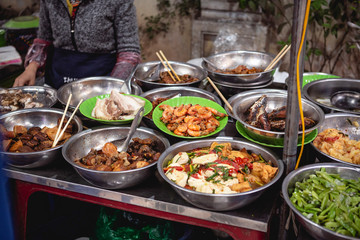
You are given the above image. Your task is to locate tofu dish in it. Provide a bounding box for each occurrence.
[164,142,278,194]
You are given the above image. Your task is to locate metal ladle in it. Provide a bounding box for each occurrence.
[330,91,360,110]
[113,106,145,152]
[119,64,139,94]
[143,63,164,82]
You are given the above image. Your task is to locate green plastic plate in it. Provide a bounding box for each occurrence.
[235,121,318,148]
[302,72,340,87]
[3,16,39,29]
[79,94,152,125]
[152,96,228,139]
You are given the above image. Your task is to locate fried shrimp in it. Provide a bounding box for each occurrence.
[206,107,227,118]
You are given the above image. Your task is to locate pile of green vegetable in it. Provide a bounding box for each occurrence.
[289,168,360,238]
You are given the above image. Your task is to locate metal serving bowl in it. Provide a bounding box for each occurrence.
[232,93,324,145]
[0,85,57,110]
[202,50,278,86]
[134,61,207,91]
[57,76,143,111]
[212,78,274,99]
[303,78,360,115]
[62,126,170,189]
[311,113,360,168]
[226,89,287,119]
[140,86,222,129]
[282,163,360,240]
[157,137,284,211]
[0,108,83,168]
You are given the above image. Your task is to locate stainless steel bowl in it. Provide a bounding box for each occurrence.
[157,137,284,211]
[0,85,57,110]
[202,50,278,86]
[213,77,274,99]
[0,108,83,168]
[62,126,170,189]
[57,76,143,110]
[140,86,222,129]
[282,163,360,240]
[311,113,360,168]
[134,61,207,91]
[226,89,287,119]
[232,93,324,145]
[303,78,360,115]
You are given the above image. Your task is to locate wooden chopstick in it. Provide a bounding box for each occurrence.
[265,44,291,71]
[52,93,72,148]
[206,77,233,113]
[159,50,181,82]
[52,98,83,147]
[155,52,177,83]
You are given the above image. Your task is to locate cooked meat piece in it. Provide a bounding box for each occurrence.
[38,140,52,149]
[2,139,11,151]
[13,125,28,136]
[303,117,317,129]
[268,106,287,120]
[102,142,118,158]
[137,138,153,145]
[19,134,33,141]
[2,130,15,139]
[17,145,35,153]
[28,127,42,136]
[270,119,286,131]
[25,139,39,148]
[57,118,74,133]
[258,113,271,131]
[138,144,151,153]
[95,164,112,171]
[153,152,161,161]
[9,140,23,152]
[33,132,49,142]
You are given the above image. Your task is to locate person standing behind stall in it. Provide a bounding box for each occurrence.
[13,0,141,89]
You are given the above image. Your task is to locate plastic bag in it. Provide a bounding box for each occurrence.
[95,207,174,240]
[212,27,241,54]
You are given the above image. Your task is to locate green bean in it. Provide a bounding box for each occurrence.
[289,168,360,238]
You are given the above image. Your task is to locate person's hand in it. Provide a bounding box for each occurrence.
[13,62,39,87]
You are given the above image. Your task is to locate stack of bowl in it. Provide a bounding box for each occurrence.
[134,61,207,92]
[202,51,279,97]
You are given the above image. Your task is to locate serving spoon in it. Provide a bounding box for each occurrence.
[143,63,164,82]
[202,57,222,72]
[330,91,360,110]
[113,106,145,152]
[119,64,139,94]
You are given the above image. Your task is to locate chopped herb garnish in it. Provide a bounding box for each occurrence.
[244,165,250,174]
[347,118,353,125]
[213,145,224,153]
[206,172,219,181]
[258,154,266,163]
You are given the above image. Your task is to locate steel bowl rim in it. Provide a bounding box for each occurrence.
[135,61,207,86]
[62,126,171,174]
[310,112,360,168]
[157,136,284,197]
[57,76,142,107]
[282,162,360,240]
[140,86,222,106]
[303,78,360,115]
[203,50,277,75]
[233,93,325,136]
[213,78,274,89]
[0,107,83,155]
[3,85,58,108]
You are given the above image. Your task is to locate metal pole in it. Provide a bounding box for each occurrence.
[283,0,307,174]
[279,1,309,239]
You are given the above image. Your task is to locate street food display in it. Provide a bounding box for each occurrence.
[159,103,227,137]
[215,65,263,75]
[245,95,317,131]
[1,118,76,152]
[158,72,198,84]
[313,128,360,164]
[91,90,145,120]
[164,142,278,194]
[74,138,162,171]
[0,89,44,113]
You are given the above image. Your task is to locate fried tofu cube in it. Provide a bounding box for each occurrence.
[9,140,23,152]
[13,125,27,136]
[230,181,252,193]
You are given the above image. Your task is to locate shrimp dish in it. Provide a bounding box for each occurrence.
[158,103,227,137]
[164,142,278,194]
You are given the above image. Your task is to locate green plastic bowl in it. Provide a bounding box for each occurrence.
[2,16,39,30]
[79,94,152,125]
[152,96,228,139]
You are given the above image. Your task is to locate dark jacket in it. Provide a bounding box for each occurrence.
[38,0,140,54]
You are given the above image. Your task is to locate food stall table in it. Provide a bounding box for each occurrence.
[3,121,281,240]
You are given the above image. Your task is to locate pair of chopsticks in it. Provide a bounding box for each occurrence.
[264,44,291,71]
[51,94,83,148]
[155,50,181,82]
